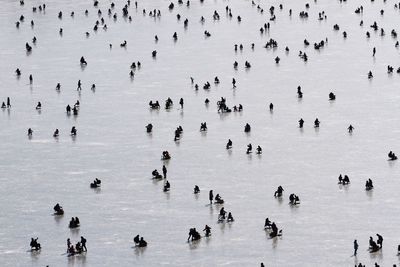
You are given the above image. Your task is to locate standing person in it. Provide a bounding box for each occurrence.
[209,190,213,204]
[67,238,71,252]
[179,98,184,109]
[80,236,87,251]
[77,80,82,90]
[7,97,11,108]
[354,239,358,256]
[162,165,167,178]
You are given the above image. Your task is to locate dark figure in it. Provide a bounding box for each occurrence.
[314,118,320,128]
[348,125,354,133]
[90,178,101,188]
[138,237,147,247]
[80,236,87,251]
[209,190,213,204]
[354,239,358,256]
[80,57,87,65]
[69,217,80,228]
[264,218,272,229]
[77,80,82,90]
[218,207,226,221]
[7,97,11,108]
[152,169,162,179]
[1,102,5,109]
[256,146,262,154]
[226,139,232,149]
[163,180,170,192]
[53,203,64,215]
[214,194,224,204]
[71,126,77,136]
[366,179,373,190]
[274,186,284,197]
[297,86,303,98]
[376,234,383,248]
[162,165,167,178]
[388,151,398,160]
[179,98,184,109]
[200,122,207,131]
[28,128,33,136]
[269,222,280,238]
[246,143,252,154]
[329,92,336,100]
[369,236,379,252]
[36,102,41,110]
[227,212,234,222]
[194,185,200,194]
[133,235,140,245]
[269,103,273,111]
[299,118,304,128]
[66,105,71,114]
[244,123,251,133]
[289,194,300,205]
[343,175,350,184]
[30,238,41,250]
[203,225,211,236]
[146,123,153,133]
[162,151,171,160]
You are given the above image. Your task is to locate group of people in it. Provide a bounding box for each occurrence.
[218,207,234,222]
[264,218,282,238]
[67,236,87,256]
[90,178,101,188]
[69,217,80,229]
[338,174,350,185]
[133,235,147,247]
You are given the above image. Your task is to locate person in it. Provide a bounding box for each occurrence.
[354,239,358,256]
[226,139,232,149]
[194,185,200,194]
[299,118,304,128]
[146,123,153,133]
[1,102,5,109]
[80,56,87,65]
[80,236,87,251]
[218,207,226,221]
[376,234,383,248]
[244,123,251,132]
[297,86,303,98]
[162,165,167,178]
[246,143,252,154]
[203,225,211,237]
[66,105,71,114]
[71,126,77,136]
[77,80,82,90]
[67,238,71,252]
[209,190,213,204]
[269,103,273,111]
[256,145,262,154]
[214,194,224,204]
[329,92,336,100]
[133,235,140,245]
[138,237,147,247]
[28,128,33,136]
[179,98,184,109]
[163,180,170,192]
[7,97,11,108]
[314,118,320,128]
[274,186,284,197]
[53,203,64,215]
[53,129,59,137]
[264,218,272,229]
[397,244,400,255]
[348,124,354,133]
[227,212,234,222]
[200,122,207,131]
[30,237,41,250]
[152,169,162,179]
[343,175,350,184]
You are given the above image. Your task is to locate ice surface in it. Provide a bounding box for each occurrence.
[0,0,400,266]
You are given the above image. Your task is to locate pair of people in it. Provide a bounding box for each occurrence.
[69,217,80,228]
[133,235,147,247]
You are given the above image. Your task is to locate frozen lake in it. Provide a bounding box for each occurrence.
[1,0,400,266]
